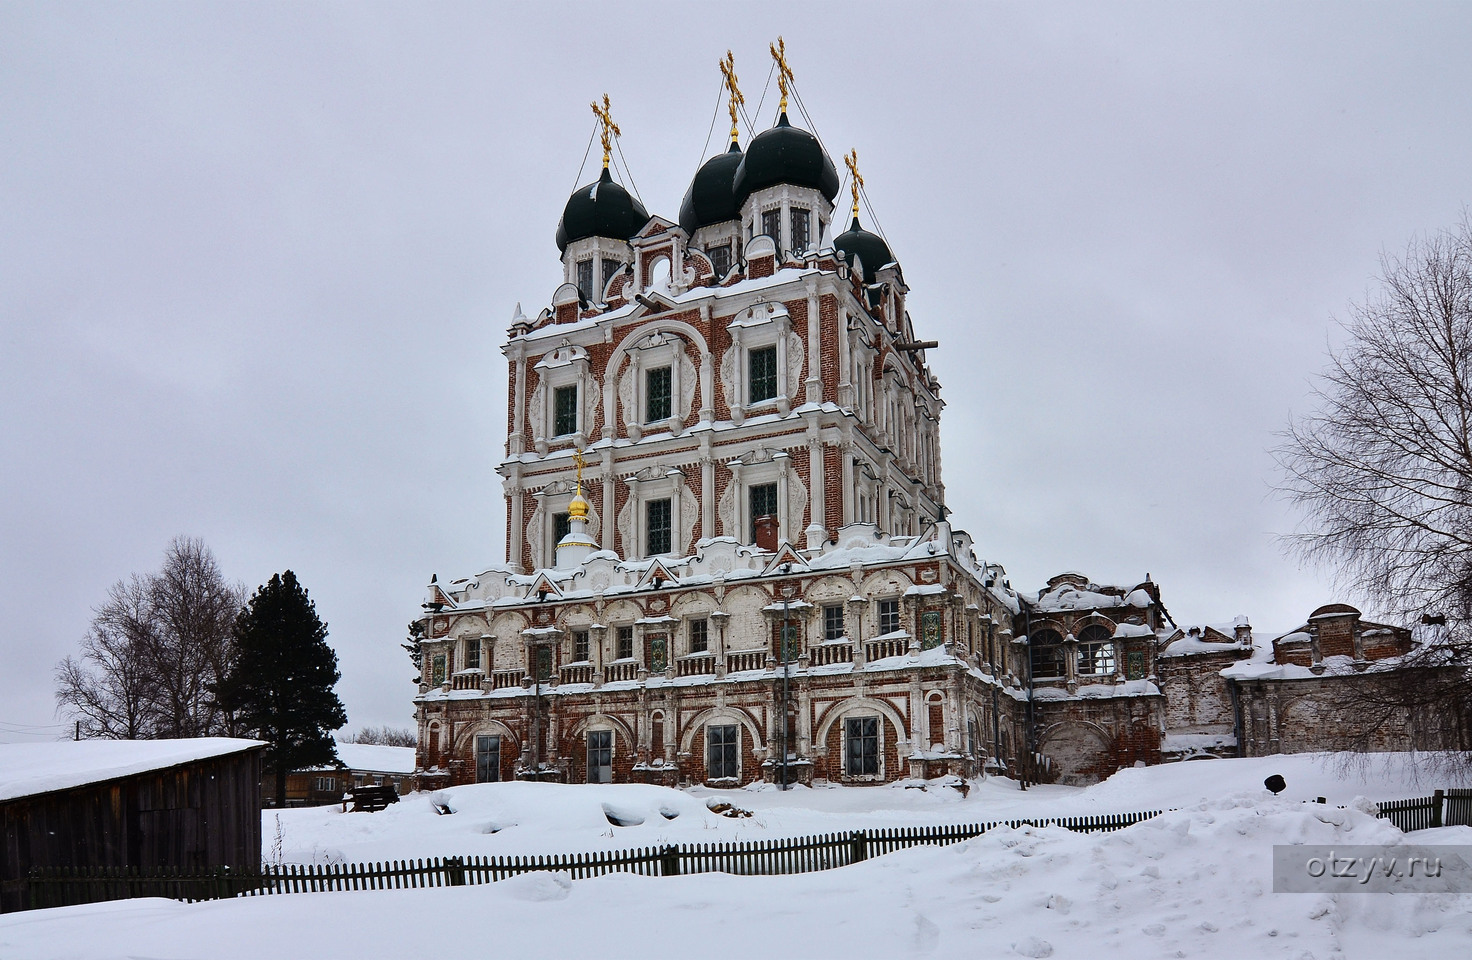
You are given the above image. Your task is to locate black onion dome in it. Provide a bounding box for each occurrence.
[679,141,743,235]
[732,113,841,209]
[834,216,893,282]
[555,167,650,253]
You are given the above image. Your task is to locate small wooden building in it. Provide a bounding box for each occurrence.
[262,742,415,807]
[0,738,263,912]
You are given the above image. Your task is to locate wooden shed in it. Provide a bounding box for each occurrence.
[0,738,263,912]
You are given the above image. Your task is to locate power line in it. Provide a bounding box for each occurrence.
[571,125,596,191]
[696,78,723,168]
[613,136,643,206]
[752,59,776,125]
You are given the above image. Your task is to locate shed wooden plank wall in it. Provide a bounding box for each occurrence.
[1,748,262,912]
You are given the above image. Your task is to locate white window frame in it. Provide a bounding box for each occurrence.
[533,345,592,451]
[706,722,740,781]
[726,303,794,420]
[624,469,686,560]
[725,452,792,545]
[687,616,710,654]
[841,715,883,781]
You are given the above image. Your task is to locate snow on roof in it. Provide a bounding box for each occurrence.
[319,743,416,775]
[0,737,263,803]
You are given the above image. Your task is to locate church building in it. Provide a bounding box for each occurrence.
[409,45,1458,789]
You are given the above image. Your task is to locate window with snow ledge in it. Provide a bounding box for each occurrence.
[707,723,739,780]
[1029,629,1066,680]
[844,716,880,778]
[572,629,590,663]
[616,625,634,661]
[723,301,797,421]
[1077,625,1116,676]
[687,617,708,654]
[878,598,901,636]
[645,365,672,423]
[708,243,731,279]
[823,604,845,642]
[646,497,672,556]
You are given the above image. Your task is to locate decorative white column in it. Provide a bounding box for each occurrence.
[600,448,616,554]
[804,278,821,405]
[774,451,791,542]
[805,434,826,550]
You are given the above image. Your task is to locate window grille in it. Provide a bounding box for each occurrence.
[576,259,593,299]
[878,599,901,636]
[748,346,777,403]
[616,625,634,660]
[708,243,732,278]
[646,498,672,555]
[573,629,590,663]
[552,512,570,545]
[601,258,622,295]
[823,604,845,642]
[748,482,778,541]
[760,208,781,246]
[707,724,738,780]
[688,618,709,653]
[646,366,672,422]
[553,385,578,436]
[1029,629,1066,679]
[465,638,480,670]
[1077,625,1116,676]
[790,207,810,253]
[845,716,879,776]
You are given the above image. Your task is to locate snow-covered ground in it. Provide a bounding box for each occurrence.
[265,751,1472,864]
[4,753,1472,959]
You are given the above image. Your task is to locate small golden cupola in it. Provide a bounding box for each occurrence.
[555,448,600,569]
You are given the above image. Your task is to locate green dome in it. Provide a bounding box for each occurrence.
[834,216,893,282]
[679,142,743,235]
[732,113,840,209]
[556,168,650,253]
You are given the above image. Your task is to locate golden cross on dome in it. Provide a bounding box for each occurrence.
[720,50,744,144]
[770,36,793,116]
[572,447,587,493]
[845,149,863,217]
[591,94,620,170]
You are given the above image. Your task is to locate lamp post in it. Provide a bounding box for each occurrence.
[779,562,793,791]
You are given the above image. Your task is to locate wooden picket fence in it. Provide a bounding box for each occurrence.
[1374,788,1472,831]
[24,810,1161,910]
[21,793,1464,911]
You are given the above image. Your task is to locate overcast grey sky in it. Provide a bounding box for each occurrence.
[4,2,1470,742]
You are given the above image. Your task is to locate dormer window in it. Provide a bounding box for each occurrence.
[553,385,578,436]
[748,346,778,403]
[576,259,593,299]
[760,208,781,247]
[708,243,732,279]
[646,366,672,422]
[790,207,810,253]
[600,258,622,295]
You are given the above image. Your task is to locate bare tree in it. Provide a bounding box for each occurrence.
[145,537,245,737]
[55,576,159,739]
[56,538,244,739]
[340,725,417,747]
[1277,216,1472,759]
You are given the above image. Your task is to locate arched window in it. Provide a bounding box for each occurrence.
[1078,624,1116,677]
[1029,629,1065,679]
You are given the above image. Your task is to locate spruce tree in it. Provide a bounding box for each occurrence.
[221,570,347,807]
